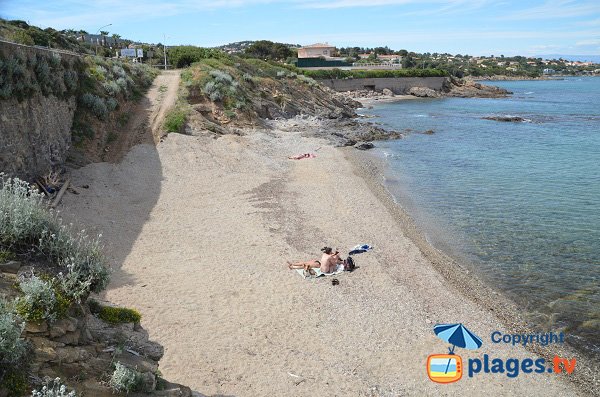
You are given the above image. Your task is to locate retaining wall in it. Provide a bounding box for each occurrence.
[0,40,80,179]
[317,76,448,94]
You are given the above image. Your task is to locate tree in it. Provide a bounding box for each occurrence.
[100,31,109,36]
[245,40,292,61]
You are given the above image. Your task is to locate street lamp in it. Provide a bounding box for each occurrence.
[163,34,170,70]
[95,23,112,56]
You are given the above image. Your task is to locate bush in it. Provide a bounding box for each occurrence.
[80,93,108,120]
[163,107,188,133]
[0,297,27,366]
[32,377,77,397]
[0,175,110,302]
[14,275,71,323]
[110,362,141,393]
[0,369,27,396]
[168,46,223,68]
[88,300,141,324]
[102,80,120,97]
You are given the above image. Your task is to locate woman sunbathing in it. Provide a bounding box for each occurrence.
[287,247,342,274]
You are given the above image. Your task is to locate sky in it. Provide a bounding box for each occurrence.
[1,0,599,57]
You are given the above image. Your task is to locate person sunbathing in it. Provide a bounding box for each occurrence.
[287,247,342,274]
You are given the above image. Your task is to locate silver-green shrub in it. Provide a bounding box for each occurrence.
[15,275,58,322]
[106,97,118,111]
[102,80,120,97]
[209,70,233,84]
[109,362,141,393]
[0,174,48,249]
[80,93,108,119]
[31,377,77,397]
[0,175,110,302]
[0,296,27,366]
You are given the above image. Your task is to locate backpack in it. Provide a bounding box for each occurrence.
[343,256,355,272]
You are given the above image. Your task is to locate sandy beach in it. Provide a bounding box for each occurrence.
[60,119,591,396]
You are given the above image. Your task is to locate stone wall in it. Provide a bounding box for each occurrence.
[317,76,448,94]
[0,41,81,180]
[0,95,76,179]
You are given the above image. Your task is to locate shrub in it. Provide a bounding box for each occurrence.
[106,97,118,111]
[15,275,62,323]
[32,377,77,397]
[0,174,48,250]
[0,297,27,365]
[297,74,318,87]
[110,362,141,393]
[164,107,188,133]
[209,70,233,84]
[0,370,27,396]
[80,93,108,120]
[0,175,110,301]
[102,80,120,97]
[88,300,141,324]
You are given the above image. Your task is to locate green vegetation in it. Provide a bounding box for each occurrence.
[301,68,448,79]
[0,174,110,301]
[88,299,141,324]
[14,275,71,323]
[0,19,93,54]
[244,40,295,61]
[110,362,142,393]
[0,297,28,395]
[164,107,188,133]
[0,51,82,101]
[167,46,223,68]
[0,369,28,396]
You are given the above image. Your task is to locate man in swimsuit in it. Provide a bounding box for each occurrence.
[287,247,342,274]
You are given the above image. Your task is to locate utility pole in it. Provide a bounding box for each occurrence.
[164,34,168,70]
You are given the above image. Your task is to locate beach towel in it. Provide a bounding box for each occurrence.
[295,264,344,279]
[348,244,373,255]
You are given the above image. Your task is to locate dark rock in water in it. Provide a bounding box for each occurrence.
[354,141,375,150]
[423,129,435,134]
[482,116,526,122]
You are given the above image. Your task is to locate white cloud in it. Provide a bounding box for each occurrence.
[501,0,600,21]
[575,38,600,46]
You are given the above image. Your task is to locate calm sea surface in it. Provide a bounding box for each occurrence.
[362,77,600,356]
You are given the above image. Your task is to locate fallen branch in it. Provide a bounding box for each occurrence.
[51,178,70,208]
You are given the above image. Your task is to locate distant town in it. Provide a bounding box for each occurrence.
[1,18,599,78]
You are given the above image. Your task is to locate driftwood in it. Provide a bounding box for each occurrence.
[35,179,50,197]
[51,178,70,208]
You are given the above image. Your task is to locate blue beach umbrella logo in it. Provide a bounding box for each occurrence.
[434,323,483,353]
[427,323,483,383]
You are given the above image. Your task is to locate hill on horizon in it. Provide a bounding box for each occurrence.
[536,54,600,63]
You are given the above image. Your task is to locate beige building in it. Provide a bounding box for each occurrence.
[297,43,336,58]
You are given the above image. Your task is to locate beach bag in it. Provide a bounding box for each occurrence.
[343,256,355,272]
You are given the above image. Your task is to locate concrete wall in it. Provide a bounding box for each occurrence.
[0,40,80,179]
[317,76,448,94]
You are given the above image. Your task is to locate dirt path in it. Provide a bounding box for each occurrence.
[103,70,180,162]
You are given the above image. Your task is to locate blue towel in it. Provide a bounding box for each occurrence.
[348,244,373,256]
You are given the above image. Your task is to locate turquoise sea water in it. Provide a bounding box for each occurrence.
[362,78,600,357]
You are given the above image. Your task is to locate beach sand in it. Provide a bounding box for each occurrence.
[61,122,588,396]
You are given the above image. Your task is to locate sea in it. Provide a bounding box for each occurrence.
[361,77,600,358]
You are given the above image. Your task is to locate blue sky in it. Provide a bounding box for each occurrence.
[1,0,599,56]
